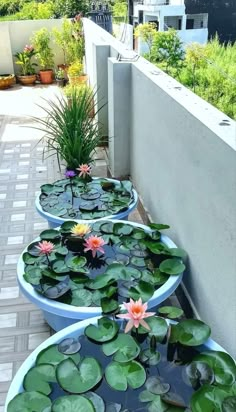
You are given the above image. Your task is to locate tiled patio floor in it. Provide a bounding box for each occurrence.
[0,84,181,410]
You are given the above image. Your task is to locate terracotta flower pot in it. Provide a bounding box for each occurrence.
[0,74,15,89]
[17,74,37,86]
[39,69,53,84]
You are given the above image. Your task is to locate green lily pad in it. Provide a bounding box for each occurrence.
[36,344,81,366]
[66,256,87,272]
[52,395,95,412]
[56,357,102,393]
[131,228,147,240]
[88,274,116,290]
[152,269,169,285]
[84,392,105,412]
[222,396,236,412]
[139,348,161,366]
[168,248,187,259]
[24,267,42,285]
[138,316,168,341]
[185,361,214,387]
[159,258,185,275]
[100,222,114,234]
[52,259,69,274]
[144,241,170,255]
[158,306,184,319]
[85,317,119,342]
[102,333,140,362]
[149,223,170,230]
[130,256,147,267]
[191,385,233,412]
[170,319,211,346]
[42,269,68,281]
[113,223,133,236]
[101,297,119,314]
[41,183,55,194]
[92,286,117,306]
[129,280,155,302]
[146,376,170,395]
[54,246,68,256]
[23,252,41,265]
[23,364,56,395]
[7,391,51,412]
[60,221,79,233]
[193,351,236,386]
[71,289,93,306]
[40,229,60,240]
[105,360,146,391]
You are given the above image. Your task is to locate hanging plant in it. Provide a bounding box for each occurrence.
[7,310,236,412]
[22,220,187,310]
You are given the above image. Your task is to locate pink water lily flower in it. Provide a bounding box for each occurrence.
[36,240,54,255]
[84,235,106,258]
[77,164,91,178]
[116,298,155,333]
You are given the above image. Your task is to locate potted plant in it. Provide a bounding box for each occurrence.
[67,60,88,85]
[5,311,236,412]
[55,69,65,87]
[14,45,38,86]
[35,175,138,228]
[17,220,186,330]
[0,74,15,89]
[32,87,103,172]
[31,28,54,84]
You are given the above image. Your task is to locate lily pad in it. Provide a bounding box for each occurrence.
[129,280,155,302]
[146,376,170,395]
[85,317,119,342]
[101,297,119,314]
[139,348,161,366]
[7,391,51,412]
[138,316,168,341]
[105,360,146,391]
[113,223,133,236]
[222,396,236,412]
[88,274,116,290]
[56,357,102,393]
[36,344,81,366]
[66,256,87,271]
[102,333,140,362]
[40,229,60,240]
[170,319,211,346]
[52,395,95,412]
[71,289,93,306]
[58,338,81,355]
[24,267,42,285]
[23,364,56,395]
[191,385,233,412]
[193,351,236,386]
[84,392,105,412]
[60,221,78,234]
[159,258,185,275]
[158,306,184,319]
[184,361,214,387]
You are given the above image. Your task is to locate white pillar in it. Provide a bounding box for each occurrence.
[181,15,187,30]
[159,12,164,32]
[108,58,131,177]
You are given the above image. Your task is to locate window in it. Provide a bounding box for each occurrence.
[186,19,194,30]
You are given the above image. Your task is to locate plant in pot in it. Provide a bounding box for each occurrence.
[0,74,15,89]
[6,308,236,412]
[55,69,65,87]
[14,45,38,85]
[67,60,87,85]
[31,28,54,84]
[53,19,74,70]
[17,219,186,330]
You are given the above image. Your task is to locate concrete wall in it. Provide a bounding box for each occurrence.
[83,18,236,357]
[0,19,64,75]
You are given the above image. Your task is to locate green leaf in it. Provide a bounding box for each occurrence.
[41,183,55,194]
[52,395,95,412]
[113,223,133,236]
[149,223,170,230]
[170,319,211,346]
[85,317,119,342]
[56,357,102,393]
[144,241,170,255]
[159,258,185,275]
[168,248,187,259]
[185,361,214,387]
[129,280,155,302]
[7,391,51,412]
[23,267,42,285]
[146,376,170,395]
[42,268,68,281]
[152,269,169,285]
[105,360,146,391]
[193,351,236,386]
[23,364,56,395]
[60,221,78,233]
[100,221,114,234]
[191,385,233,412]
[55,246,68,255]
[102,334,140,362]
[52,259,69,274]
[158,306,184,319]
[23,252,40,265]
[40,229,60,240]
[131,228,147,240]
[130,256,147,267]
[84,392,105,412]
[36,344,81,366]
[66,256,87,271]
[222,397,236,412]
[88,274,116,290]
[101,297,119,314]
[105,264,140,281]
[139,348,161,366]
[71,289,93,306]
[137,316,168,341]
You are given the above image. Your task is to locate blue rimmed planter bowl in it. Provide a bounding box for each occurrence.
[5,315,227,412]
[35,177,139,228]
[17,220,184,331]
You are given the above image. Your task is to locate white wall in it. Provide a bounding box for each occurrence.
[0,19,64,75]
[178,28,208,45]
[83,18,236,357]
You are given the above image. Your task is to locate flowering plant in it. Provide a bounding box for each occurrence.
[22,220,186,311]
[14,45,38,76]
[7,308,236,412]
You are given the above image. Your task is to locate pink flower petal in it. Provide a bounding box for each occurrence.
[116,313,131,320]
[124,320,134,333]
[139,319,151,331]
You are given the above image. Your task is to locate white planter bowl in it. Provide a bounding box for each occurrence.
[36,177,139,228]
[17,220,184,331]
[5,316,227,412]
